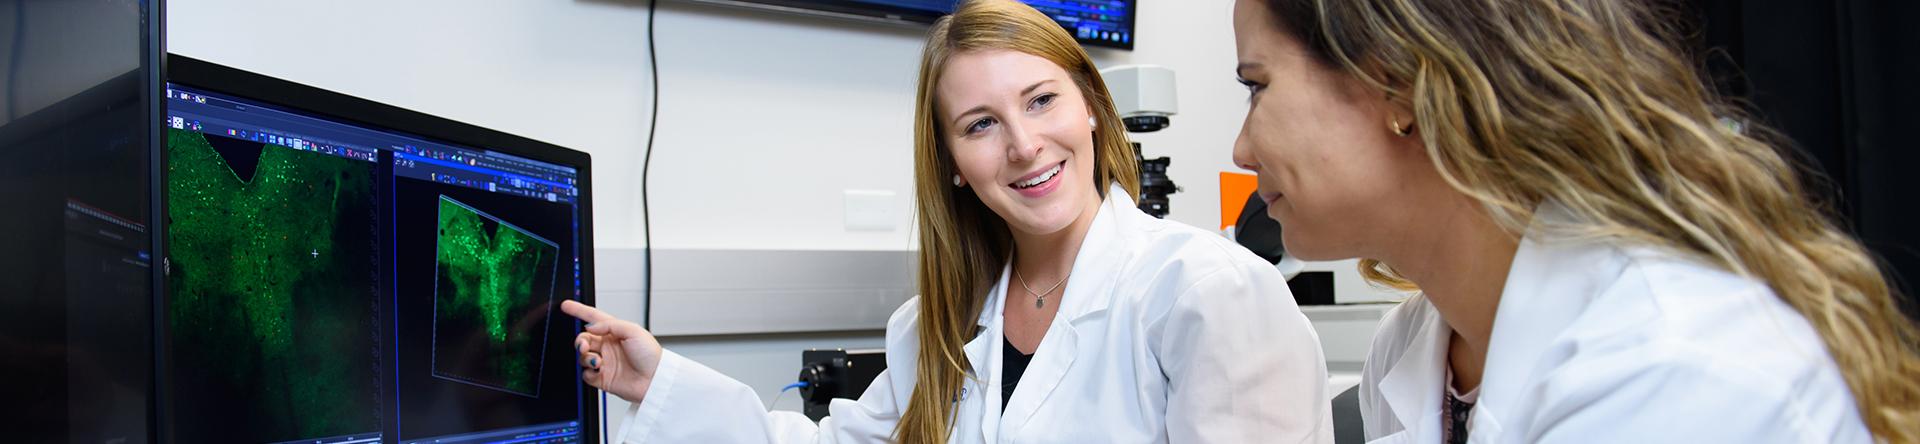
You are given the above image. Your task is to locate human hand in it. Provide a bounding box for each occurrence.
[560,300,662,403]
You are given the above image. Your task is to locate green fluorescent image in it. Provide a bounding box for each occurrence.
[165,128,380,441]
[432,196,559,397]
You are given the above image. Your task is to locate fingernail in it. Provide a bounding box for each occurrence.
[590,357,599,368]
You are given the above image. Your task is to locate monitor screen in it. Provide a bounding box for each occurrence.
[161,55,597,444]
[0,0,161,441]
[689,0,1138,50]
[1025,0,1135,49]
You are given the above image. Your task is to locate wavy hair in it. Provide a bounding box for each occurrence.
[1261,0,1920,440]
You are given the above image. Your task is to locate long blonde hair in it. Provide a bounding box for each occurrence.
[1262,0,1919,439]
[900,1,1139,442]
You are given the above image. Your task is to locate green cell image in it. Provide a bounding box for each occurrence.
[165,128,381,441]
[432,196,559,397]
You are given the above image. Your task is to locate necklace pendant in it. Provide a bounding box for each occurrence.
[1035,296,1045,309]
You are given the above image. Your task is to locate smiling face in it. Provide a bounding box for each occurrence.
[1229,0,1456,261]
[937,49,1103,237]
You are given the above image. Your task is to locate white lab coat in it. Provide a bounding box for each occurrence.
[616,184,1333,443]
[1358,204,1872,443]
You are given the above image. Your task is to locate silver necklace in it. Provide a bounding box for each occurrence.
[1013,265,1069,309]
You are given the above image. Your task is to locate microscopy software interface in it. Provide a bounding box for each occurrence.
[861,0,1135,44]
[163,84,587,444]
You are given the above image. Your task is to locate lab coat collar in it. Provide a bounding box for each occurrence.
[970,182,1130,328]
[1050,183,1129,323]
[972,183,1134,439]
[1473,202,1631,436]
[1374,295,1450,442]
[965,280,1002,444]
[962,255,1008,417]
[1371,202,1631,442]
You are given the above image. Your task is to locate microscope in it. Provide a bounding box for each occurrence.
[1101,65,1180,218]
[1104,66,1324,302]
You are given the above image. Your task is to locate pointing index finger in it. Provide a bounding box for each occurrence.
[561,300,611,324]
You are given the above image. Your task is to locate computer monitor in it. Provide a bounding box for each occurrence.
[0,0,162,440]
[160,54,598,444]
[683,0,1139,50]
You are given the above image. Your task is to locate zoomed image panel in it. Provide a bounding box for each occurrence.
[432,195,561,397]
[165,128,381,442]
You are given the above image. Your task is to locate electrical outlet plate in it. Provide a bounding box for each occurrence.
[843,189,898,232]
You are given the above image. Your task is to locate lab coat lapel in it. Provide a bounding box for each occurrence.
[968,264,1009,444]
[1473,203,1629,438]
[1373,299,1450,443]
[999,185,1128,437]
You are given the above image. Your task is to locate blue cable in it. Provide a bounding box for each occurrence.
[768,381,810,410]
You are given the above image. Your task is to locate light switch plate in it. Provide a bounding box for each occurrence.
[844,189,899,232]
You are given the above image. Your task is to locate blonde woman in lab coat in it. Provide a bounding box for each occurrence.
[557,1,1334,442]
[1227,0,1920,442]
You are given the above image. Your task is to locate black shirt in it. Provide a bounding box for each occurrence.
[1001,335,1035,413]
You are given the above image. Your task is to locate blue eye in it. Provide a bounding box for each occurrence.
[965,117,996,135]
[1029,92,1057,111]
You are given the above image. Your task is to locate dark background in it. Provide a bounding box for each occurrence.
[390,171,584,441]
[0,0,159,441]
[0,71,155,443]
[1682,0,1920,318]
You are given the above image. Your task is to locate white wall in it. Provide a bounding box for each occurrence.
[170,0,1387,438]
[170,0,662,248]
[640,0,1259,252]
[644,2,923,251]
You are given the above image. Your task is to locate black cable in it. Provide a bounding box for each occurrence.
[641,0,659,325]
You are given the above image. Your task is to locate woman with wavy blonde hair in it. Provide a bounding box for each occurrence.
[1228,0,1919,441]
[561,1,1333,442]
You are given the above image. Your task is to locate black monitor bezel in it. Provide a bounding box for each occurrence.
[158,53,600,444]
